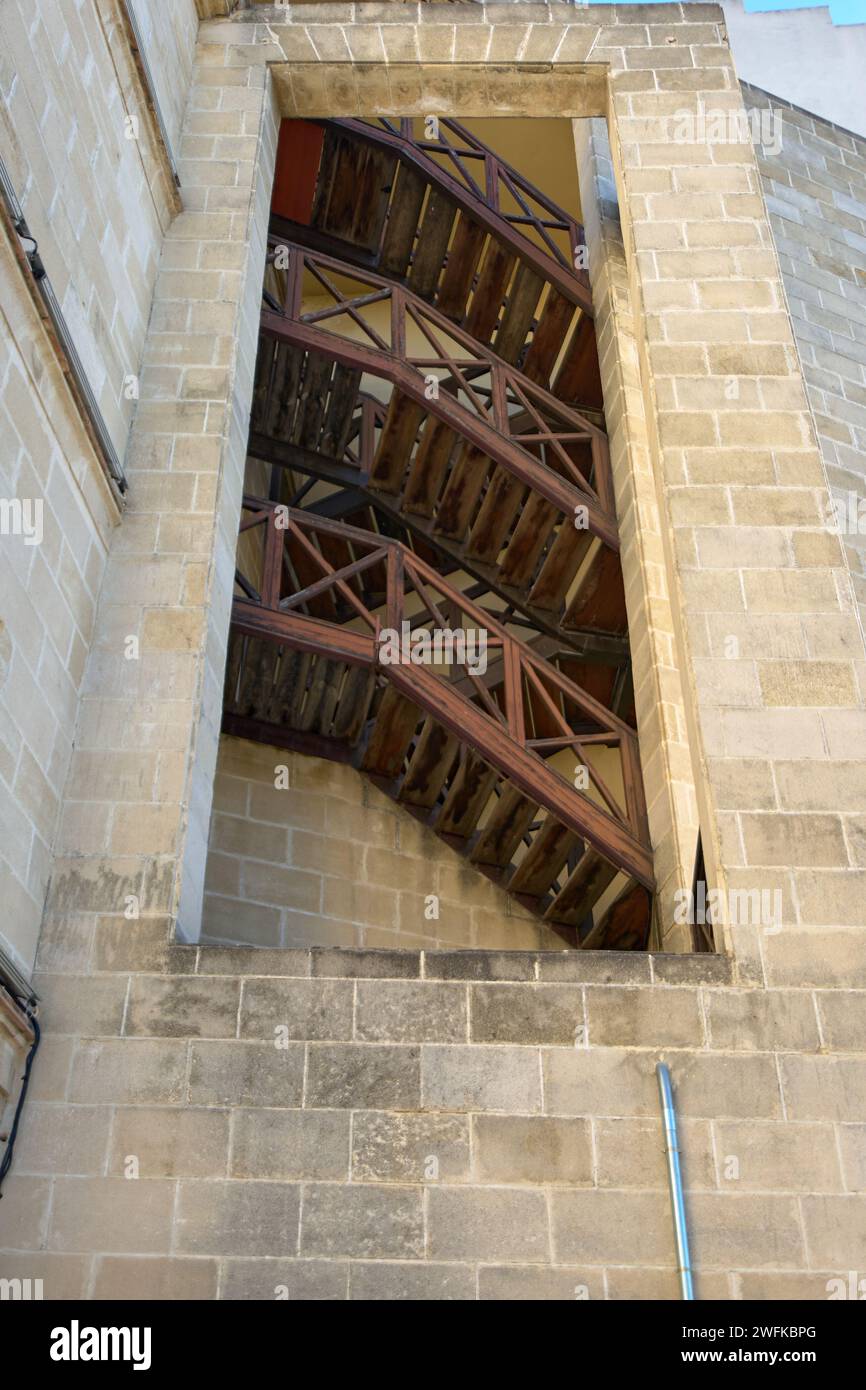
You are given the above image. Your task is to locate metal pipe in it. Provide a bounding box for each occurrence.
[656,1061,695,1300]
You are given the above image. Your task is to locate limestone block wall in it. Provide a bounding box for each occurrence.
[2,936,864,1300]
[0,0,197,977]
[0,234,119,977]
[132,0,200,163]
[0,0,187,462]
[4,3,866,1300]
[202,736,566,951]
[745,86,866,631]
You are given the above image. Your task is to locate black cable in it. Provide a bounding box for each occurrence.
[0,1003,40,1196]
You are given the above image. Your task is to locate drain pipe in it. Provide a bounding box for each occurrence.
[656,1061,695,1300]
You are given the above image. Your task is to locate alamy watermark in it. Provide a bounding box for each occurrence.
[378,620,488,676]
[0,1276,43,1299]
[669,100,783,157]
[0,497,43,546]
[823,490,866,536]
[674,883,782,931]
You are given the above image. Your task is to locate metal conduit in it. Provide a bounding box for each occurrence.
[656,1061,695,1300]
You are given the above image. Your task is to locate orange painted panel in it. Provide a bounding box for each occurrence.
[271,120,324,224]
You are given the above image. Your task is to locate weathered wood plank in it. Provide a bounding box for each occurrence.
[465,466,525,564]
[321,364,362,458]
[522,288,576,388]
[370,392,425,493]
[265,343,303,441]
[352,146,398,252]
[508,817,577,896]
[333,665,377,744]
[528,521,593,612]
[252,336,277,433]
[380,161,427,277]
[402,418,457,516]
[436,752,497,838]
[433,443,489,541]
[399,718,459,809]
[585,880,649,950]
[498,490,558,588]
[553,311,604,410]
[409,186,456,300]
[264,646,308,725]
[294,354,334,450]
[470,784,537,868]
[465,241,515,344]
[310,128,341,230]
[493,262,544,365]
[563,543,628,635]
[544,848,618,926]
[361,685,422,778]
[436,213,487,321]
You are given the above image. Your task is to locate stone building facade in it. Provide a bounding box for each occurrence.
[0,1,865,1300]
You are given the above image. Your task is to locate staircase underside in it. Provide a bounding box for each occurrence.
[223,116,657,951]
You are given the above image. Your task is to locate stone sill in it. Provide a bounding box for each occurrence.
[190,944,733,985]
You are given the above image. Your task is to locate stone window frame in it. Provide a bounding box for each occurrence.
[240,57,702,955]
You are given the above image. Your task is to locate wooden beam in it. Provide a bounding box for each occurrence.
[314,119,594,316]
[260,312,618,550]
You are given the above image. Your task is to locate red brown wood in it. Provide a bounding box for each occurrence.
[316,118,593,314]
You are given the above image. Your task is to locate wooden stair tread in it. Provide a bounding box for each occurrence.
[465,241,515,344]
[522,288,576,389]
[408,187,456,300]
[436,753,497,838]
[436,213,487,322]
[508,817,576,897]
[370,393,425,493]
[470,785,537,868]
[399,718,459,809]
[361,685,422,778]
[381,161,427,277]
[434,444,490,541]
[494,262,544,365]
[528,522,593,612]
[553,312,604,411]
[465,467,526,565]
[499,491,558,588]
[402,418,457,517]
[544,849,618,927]
[563,544,628,635]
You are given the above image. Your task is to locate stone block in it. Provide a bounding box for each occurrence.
[188,1041,304,1107]
[351,1111,470,1183]
[300,1184,424,1260]
[176,1180,300,1257]
[470,984,583,1046]
[305,1044,420,1110]
[473,1115,593,1185]
[421,1044,541,1114]
[427,1187,549,1262]
[239,977,353,1040]
[230,1108,350,1180]
[355,981,467,1043]
[109,1107,230,1179]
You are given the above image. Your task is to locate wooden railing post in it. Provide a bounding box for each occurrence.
[504,640,524,746]
[262,506,283,609]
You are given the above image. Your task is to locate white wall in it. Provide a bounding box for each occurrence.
[721,1,866,135]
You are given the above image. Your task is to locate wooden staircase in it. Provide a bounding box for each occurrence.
[226,505,653,950]
[252,243,625,652]
[225,116,655,949]
[270,117,604,414]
